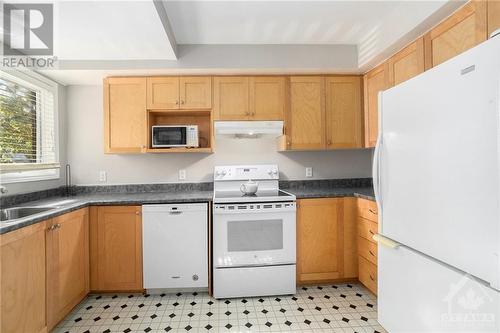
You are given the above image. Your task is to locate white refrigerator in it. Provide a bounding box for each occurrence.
[374,36,500,332]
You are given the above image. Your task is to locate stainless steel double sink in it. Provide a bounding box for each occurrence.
[0,206,57,223]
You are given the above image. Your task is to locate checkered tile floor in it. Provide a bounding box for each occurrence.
[54,283,387,332]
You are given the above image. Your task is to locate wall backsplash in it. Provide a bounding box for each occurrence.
[67,85,373,185]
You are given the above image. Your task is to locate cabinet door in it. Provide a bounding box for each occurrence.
[325,76,363,149]
[104,77,146,153]
[287,77,325,150]
[249,76,286,120]
[147,77,180,109]
[424,1,487,69]
[213,77,250,120]
[179,76,212,109]
[46,208,89,330]
[94,206,143,291]
[488,0,500,37]
[1,222,47,333]
[363,64,387,148]
[387,38,425,87]
[297,198,343,283]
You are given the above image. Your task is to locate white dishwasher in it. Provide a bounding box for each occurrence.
[143,203,208,290]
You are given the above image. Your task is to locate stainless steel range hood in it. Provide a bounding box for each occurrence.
[214,121,283,138]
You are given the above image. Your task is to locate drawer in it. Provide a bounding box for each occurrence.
[358,236,378,265]
[357,199,378,222]
[359,256,377,295]
[358,217,378,243]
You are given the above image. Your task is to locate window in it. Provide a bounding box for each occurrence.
[0,71,59,183]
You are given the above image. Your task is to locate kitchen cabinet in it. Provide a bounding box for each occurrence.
[424,1,487,69]
[213,76,250,120]
[296,198,357,284]
[147,76,212,110]
[90,206,143,291]
[214,76,286,120]
[363,64,388,148]
[249,76,286,120]
[104,77,147,153]
[1,222,47,333]
[286,77,325,150]
[387,38,425,87]
[489,0,500,37]
[46,208,89,331]
[357,198,378,295]
[325,76,363,149]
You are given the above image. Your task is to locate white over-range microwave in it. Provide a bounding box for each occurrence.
[152,125,199,148]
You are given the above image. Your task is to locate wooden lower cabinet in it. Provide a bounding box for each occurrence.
[90,206,143,291]
[46,208,90,330]
[357,199,378,295]
[1,222,48,333]
[296,198,357,284]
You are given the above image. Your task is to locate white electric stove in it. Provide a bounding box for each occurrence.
[212,164,296,299]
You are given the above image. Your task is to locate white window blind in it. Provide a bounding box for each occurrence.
[0,71,59,181]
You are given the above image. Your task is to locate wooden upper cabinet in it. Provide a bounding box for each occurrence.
[325,76,363,149]
[488,0,500,37]
[363,64,388,148]
[46,209,89,331]
[387,38,425,87]
[424,1,487,69]
[213,76,250,120]
[104,77,146,153]
[147,77,179,109]
[287,77,325,150]
[92,206,143,291]
[249,76,286,120]
[179,77,212,109]
[1,222,47,333]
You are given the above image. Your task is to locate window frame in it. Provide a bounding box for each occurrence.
[0,70,60,184]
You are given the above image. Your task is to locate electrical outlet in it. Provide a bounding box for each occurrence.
[99,170,107,182]
[305,167,313,178]
[179,169,186,180]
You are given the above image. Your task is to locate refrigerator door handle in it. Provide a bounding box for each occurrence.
[372,92,383,214]
[373,234,400,249]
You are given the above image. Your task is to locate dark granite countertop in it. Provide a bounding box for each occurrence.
[0,190,213,235]
[0,179,374,235]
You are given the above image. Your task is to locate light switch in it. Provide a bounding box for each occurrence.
[305,167,313,178]
[179,169,186,180]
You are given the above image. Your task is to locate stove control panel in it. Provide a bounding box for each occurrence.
[214,165,279,180]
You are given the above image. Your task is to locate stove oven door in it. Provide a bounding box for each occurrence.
[213,202,296,268]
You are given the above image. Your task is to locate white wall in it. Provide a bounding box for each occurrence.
[6,85,68,195]
[67,85,372,185]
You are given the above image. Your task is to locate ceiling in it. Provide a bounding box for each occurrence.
[28,0,465,85]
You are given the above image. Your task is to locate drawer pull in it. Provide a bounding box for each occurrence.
[368,208,377,215]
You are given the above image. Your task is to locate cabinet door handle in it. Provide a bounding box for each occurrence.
[135,211,141,215]
[327,140,332,146]
[175,100,179,105]
[181,100,185,105]
[369,230,375,235]
[56,223,61,229]
[369,274,375,281]
[369,208,377,215]
[48,225,56,231]
[369,250,375,257]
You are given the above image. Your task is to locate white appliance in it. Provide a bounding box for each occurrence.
[212,164,296,298]
[214,121,283,137]
[374,36,500,332]
[152,125,199,148]
[142,203,208,290]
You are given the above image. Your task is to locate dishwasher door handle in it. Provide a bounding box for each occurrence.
[169,211,183,215]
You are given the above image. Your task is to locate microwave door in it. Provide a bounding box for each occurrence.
[153,127,187,147]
